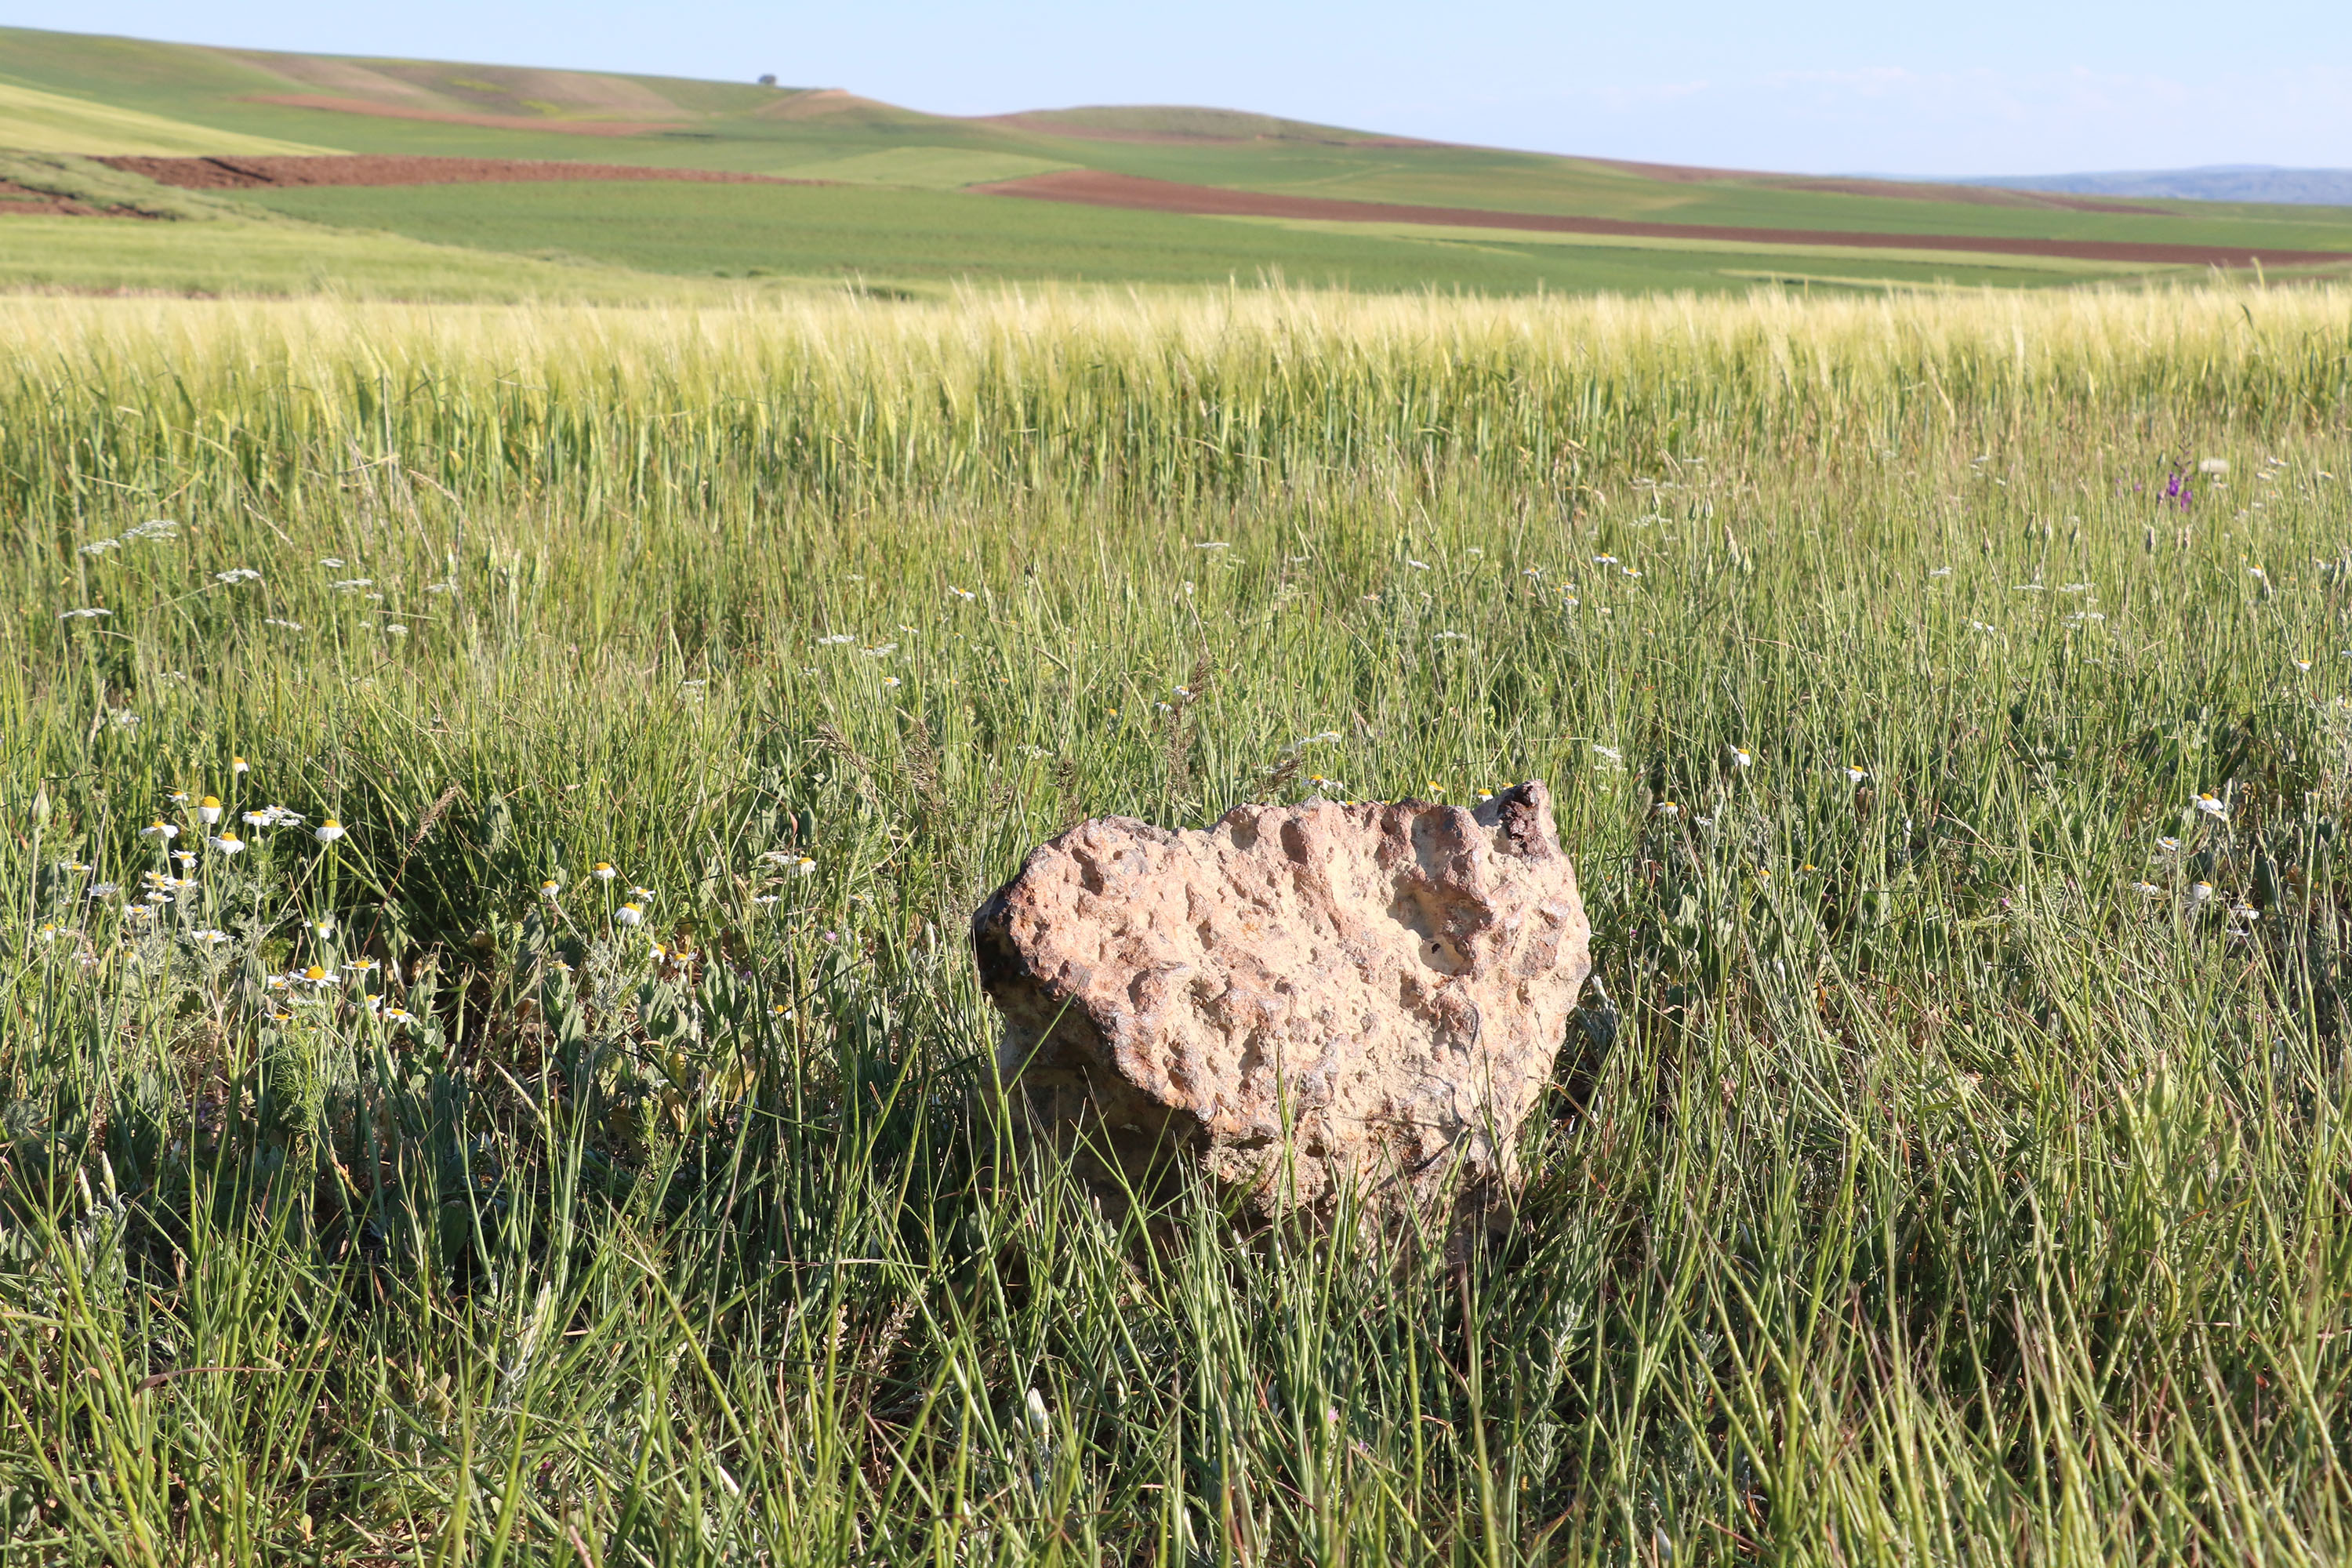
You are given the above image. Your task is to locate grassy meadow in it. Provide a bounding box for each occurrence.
[6,282,2352,1563]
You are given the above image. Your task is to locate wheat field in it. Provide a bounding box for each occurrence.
[5,282,2352,1563]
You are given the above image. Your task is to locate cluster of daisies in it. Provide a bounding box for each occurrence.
[110,764,347,869]
[29,766,412,1025]
[260,945,416,1026]
[34,753,837,1027]
[44,763,351,929]
[540,862,660,928]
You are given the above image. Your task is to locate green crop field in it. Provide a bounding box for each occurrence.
[4,24,2351,303]
[230,180,1585,292]
[234,180,2131,296]
[5,282,2352,1562]
[0,212,771,303]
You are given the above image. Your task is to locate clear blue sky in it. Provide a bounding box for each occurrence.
[9,2,2349,176]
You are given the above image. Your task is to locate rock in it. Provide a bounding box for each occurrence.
[971,782,1592,1221]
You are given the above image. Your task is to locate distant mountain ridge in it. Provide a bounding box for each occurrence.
[1963,166,2352,207]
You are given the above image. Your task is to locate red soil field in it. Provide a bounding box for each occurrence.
[99,155,815,191]
[975,169,2352,270]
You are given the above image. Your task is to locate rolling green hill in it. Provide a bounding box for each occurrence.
[1,22,2347,300]
[0,79,328,155]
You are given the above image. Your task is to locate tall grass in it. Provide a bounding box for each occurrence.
[2,283,2346,517]
[2,282,2351,1563]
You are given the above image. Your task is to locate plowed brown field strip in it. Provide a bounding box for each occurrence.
[975,169,2352,269]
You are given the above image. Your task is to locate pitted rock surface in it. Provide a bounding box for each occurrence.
[972,782,1592,1219]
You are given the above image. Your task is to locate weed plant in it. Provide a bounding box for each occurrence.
[2,284,2351,1562]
